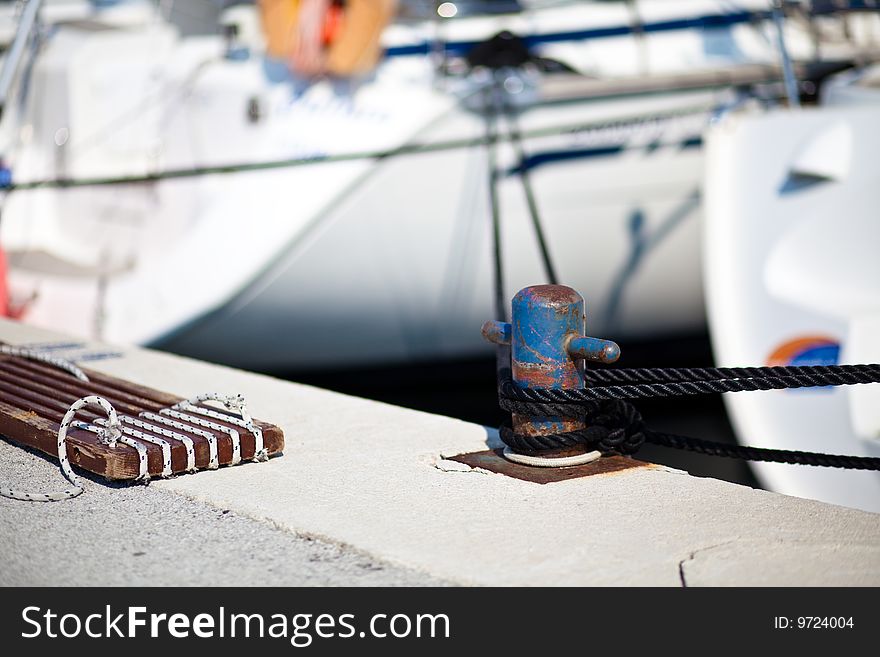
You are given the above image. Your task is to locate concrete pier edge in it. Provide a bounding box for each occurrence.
[1,319,877,586]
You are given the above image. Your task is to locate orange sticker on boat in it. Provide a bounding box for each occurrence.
[767,336,840,367]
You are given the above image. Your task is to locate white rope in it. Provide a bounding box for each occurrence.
[160,409,242,466]
[73,421,150,482]
[0,396,119,501]
[120,415,197,472]
[176,393,254,425]
[94,418,172,477]
[139,411,220,469]
[502,446,602,468]
[0,345,89,381]
[173,393,266,461]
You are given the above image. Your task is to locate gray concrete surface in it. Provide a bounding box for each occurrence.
[0,440,444,586]
[1,319,879,586]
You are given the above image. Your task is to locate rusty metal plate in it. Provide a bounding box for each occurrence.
[447,449,653,484]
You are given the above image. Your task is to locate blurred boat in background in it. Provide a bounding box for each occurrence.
[704,60,880,511]
[0,0,877,370]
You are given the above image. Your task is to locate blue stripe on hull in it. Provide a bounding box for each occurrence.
[507,137,703,175]
[386,2,878,59]
[385,9,769,58]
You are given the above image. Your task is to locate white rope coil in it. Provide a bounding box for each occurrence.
[0,345,89,381]
[502,446,602,468]
[0,395,118,501]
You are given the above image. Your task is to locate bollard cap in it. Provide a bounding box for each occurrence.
[513,285,583,310]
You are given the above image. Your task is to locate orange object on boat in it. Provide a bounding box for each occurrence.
[322,1,345,46]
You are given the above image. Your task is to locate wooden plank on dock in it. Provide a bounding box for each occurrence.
[0,351,284,480]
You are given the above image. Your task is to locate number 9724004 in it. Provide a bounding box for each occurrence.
[798,617,854,629]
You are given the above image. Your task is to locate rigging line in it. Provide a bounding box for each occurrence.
[482,82,514,381]
[0,102,717,192]
[484,84,506,325]
[771,0,801,108]
[601,190,700,333]
[496,81,560,286]
[436,128,488,320]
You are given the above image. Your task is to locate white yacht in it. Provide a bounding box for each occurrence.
[0,0,877,369]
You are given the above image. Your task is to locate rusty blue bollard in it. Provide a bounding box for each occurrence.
[482,284,620,458]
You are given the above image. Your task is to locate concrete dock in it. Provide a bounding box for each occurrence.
[1,319,878,586]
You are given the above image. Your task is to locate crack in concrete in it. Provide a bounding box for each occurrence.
[677,540,738,587]
[433,459,491,475]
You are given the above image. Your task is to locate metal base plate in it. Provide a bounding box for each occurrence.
[447,449,653,484]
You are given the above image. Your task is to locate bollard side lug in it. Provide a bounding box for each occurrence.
[567,336,621,364]
[481,320,511,345]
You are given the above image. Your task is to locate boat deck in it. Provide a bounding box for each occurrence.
[1,319,877,586]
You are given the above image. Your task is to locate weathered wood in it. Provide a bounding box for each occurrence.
[0,352,284,480]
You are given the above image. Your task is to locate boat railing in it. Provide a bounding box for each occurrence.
[0,0,42,120]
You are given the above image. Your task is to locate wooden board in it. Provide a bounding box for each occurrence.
[0,351,284,480]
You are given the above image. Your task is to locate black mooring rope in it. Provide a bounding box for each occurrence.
[580,363,880,385]
[500,363,880,403]
[495,365,880,469]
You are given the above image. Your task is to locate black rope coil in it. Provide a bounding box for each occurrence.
[500,399,646,455]
[496,365,880,470]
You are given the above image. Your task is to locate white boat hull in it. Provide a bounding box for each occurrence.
[2,1,876,368]
[703,102,880,513]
